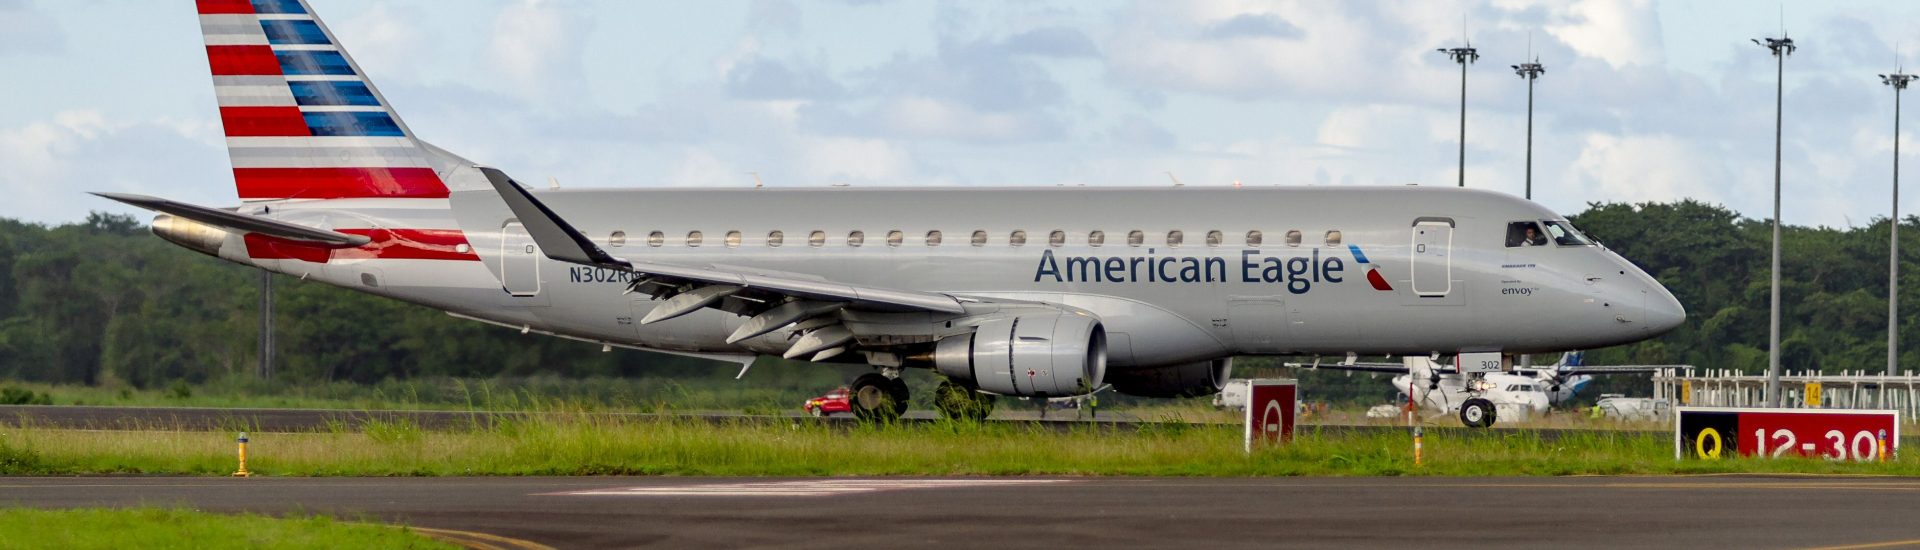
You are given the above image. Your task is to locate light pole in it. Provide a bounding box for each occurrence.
[1883,71,1915,377]
[257,269,274,380]
[1513,59,1545,200]
[1754,35,1795,407]
[1439,44,1479,188]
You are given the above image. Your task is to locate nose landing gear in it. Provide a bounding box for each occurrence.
[1459,397,1497,428]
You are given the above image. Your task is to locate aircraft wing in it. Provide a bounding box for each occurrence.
[483,167,969,359]
[91,192,371,247]
[1559,365,1687,376]
[1281,361,1458,375]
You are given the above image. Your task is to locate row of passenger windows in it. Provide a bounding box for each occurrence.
[605,229,1346,248]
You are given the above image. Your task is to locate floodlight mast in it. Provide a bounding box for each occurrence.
[1882,70,1916,377]
[1754,35,1795,407]
[1513,60,1545,200]
[1439,45,1479,188]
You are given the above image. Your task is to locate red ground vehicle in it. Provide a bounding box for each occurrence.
[803,387,853,417]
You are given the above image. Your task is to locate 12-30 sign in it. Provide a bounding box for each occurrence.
[1676,407,1899,461]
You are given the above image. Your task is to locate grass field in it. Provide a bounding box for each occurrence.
[0,507,455,549]
[1,415,1915,477]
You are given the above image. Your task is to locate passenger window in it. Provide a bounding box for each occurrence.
[1246,230,1263,247]
[1089,231,1105,247]
[887,230,904,247]
[1285,230,1302,247]
[1506,221,1548,247]
[972,230,988,246]
[1324,230,1342,247]
[686,231,703,247]
[847,230,865,247]
[1543,220,1595,246]
[1167,230,1183,247]
[1049,230,1066,247]
[1206,230,1223,247]
[1128,230,1144,247]
[725,230,742,248]
[1010,230,1028,246]
[768,230,784,247]
[809,230,826,247]
[609,231,626,247]
[648,231,665,247]
[926,230,942,246]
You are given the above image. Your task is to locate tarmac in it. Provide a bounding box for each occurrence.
[2,475,1918,549]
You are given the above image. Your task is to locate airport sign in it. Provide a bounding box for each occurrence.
[1244,379,1296,453]
[1676,407,1898,461]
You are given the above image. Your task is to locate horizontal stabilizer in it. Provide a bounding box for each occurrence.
[91,192,370,247]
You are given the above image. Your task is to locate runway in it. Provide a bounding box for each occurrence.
[2,476,1917,549]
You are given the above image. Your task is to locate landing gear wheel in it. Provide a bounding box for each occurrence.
[850,373,906,422]
[1459,398,1497,428]
[933,380,995,422]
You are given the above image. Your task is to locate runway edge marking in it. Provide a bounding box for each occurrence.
[551,479,1072,497]
[410,526,557,550]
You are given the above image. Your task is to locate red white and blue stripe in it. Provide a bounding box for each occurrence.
[197,0,469,264]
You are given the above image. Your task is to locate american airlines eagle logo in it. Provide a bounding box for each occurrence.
[1031,244,1395,294]
[1346,244,1395,291]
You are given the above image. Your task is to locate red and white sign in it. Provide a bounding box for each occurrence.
[1676,407,1900,461]
[1244,379,1297,452]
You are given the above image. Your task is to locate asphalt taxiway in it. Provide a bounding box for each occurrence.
[2,476,1916,549]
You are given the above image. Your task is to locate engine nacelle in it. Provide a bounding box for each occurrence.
[1107,358,1233,398]
[933,313,1106,398]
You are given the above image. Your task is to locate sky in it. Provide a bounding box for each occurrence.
[7,0,1920,228]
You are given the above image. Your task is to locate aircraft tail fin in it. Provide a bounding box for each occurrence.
[194,0,479,202]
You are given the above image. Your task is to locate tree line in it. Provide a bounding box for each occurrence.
[0,201,1910,390]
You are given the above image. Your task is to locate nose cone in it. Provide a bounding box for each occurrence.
[1644,286,1686,336]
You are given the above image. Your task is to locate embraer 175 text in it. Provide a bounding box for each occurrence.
[100,0,1686,421]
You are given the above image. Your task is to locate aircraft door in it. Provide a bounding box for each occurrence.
[500,223,541,296]
[1410,219,1453,297]
[1228,296,1289,353]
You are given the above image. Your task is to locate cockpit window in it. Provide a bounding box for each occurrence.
[1506,221,1548,247]
[1542,220,1595,246]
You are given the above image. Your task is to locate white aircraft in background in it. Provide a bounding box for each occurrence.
[1282,352,1681,427]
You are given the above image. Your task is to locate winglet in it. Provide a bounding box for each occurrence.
[479,167,630,268]
[91,192,370,247]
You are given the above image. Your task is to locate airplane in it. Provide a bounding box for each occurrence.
[97,0,1686,422]
[1285,352,1684,426]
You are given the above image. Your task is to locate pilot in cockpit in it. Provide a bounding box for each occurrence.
[1507,222,1549,247]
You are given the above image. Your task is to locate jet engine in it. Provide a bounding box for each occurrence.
[1107,358,1233,398]
[932,313,1106,398]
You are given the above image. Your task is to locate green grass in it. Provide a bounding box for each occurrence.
[0,507,457,549]
[1,416,1916,477]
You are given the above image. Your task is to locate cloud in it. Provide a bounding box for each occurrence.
[725,56,846,100]
[1203,14,1303,40]
[0,0,61,55]
[1563,133,1728,205]
[486,0,592,105]
[0,110,228,223]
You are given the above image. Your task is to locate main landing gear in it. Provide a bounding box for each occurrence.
[848,373,909,422]
[932,380,995,422]
[846,373,998,422]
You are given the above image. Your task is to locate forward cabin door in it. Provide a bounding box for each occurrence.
[1410,218,1453,297]
[501,222,542,297]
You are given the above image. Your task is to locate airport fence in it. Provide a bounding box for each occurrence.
[1654,368,1920,420]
